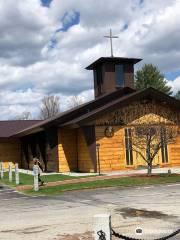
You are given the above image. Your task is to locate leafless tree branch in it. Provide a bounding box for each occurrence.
[131,122,179,175]
[67,96,83,109]
[15,111,32,120]
[39,95,60,120]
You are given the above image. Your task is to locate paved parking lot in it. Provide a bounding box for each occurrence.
[0,183,180,239]
[0,185,30,201]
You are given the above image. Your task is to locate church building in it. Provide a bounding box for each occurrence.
[0,56,180,172]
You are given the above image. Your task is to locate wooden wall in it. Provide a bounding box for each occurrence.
[77,129,94,172]
[96,126,126,171]
[88,100,180,171]
[94,62,134,98]
[124,64,134,88]
[169,136,180,167]
[0,139,21,169]
[58,129,77,172]
[57,126,180,173]
[95,126,180,171]
[58,128,95,173]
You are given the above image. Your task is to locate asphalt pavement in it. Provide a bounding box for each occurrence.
[0,183,180,239]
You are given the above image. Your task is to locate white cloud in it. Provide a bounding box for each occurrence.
[0,0,179,119]
[0,89,43,119]
[167,77,180,94]
[0,0,55,65]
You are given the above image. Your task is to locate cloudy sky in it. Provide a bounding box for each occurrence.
[0,0,179,119]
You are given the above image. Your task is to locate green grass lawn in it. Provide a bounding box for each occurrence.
[1,171,180,196]
[0,172,92,187]
[0,172,33,187]
[24,174,180,196]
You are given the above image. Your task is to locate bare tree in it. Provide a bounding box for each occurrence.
[131,123,179,175]
[15,111,32,120]
[67,96,83,109]
[39,95,60,120]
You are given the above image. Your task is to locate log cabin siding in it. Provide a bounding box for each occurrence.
[58,129,77,172]
[58,128,95,173]
[95,126,127,171]
[95,125,180,171]
[0,139,21,169]
[77,129,94,172]
[169,136,180,167]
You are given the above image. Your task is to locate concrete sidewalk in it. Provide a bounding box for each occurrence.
[17,166,180,177]
[62,167,180,177]
[106,167,180,176]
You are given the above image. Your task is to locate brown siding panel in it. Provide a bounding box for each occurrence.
[82,126,97,172]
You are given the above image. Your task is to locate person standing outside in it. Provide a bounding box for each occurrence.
[33,157,44,186]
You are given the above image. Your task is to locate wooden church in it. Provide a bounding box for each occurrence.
[0,56,180,172]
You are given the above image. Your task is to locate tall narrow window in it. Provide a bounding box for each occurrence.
[125,128,133,165]
[161,130,168,163]
[94,70,97,88]
[115,64,124,87]
[94,68,102,95]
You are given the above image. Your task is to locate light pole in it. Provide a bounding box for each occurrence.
[96,143,101,175]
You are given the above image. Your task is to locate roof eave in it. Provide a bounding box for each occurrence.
[86,57,142,70]
[12,127,44,138]
[63,88,180,127]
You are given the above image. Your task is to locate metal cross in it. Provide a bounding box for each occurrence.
[104,29,118,57]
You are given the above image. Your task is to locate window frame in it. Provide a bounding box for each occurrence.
[124,128,133,166]
[115,64,124,87]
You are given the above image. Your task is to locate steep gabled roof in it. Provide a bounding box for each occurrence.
[11,87,180,137]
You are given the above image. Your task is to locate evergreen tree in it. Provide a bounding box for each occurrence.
[174,90,180,100]
[135,64,172,95]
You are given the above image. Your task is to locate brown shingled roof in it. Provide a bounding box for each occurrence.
[11,87,180,138]
[12,87,135,137]
[0,120,42,138]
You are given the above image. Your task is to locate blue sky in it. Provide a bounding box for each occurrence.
[0,0,179,119]
[60,11,80,32]
[165,70,180,81]
[48,11,80,49]
[41,0,52,7]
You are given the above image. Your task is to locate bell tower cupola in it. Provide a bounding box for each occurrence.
[86,57,142,98]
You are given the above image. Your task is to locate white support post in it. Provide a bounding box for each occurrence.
[0,162,3,179]
[15,163,19,185]
[33,165,39,191]
[94,214,111,240]
[8,162,12,182]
